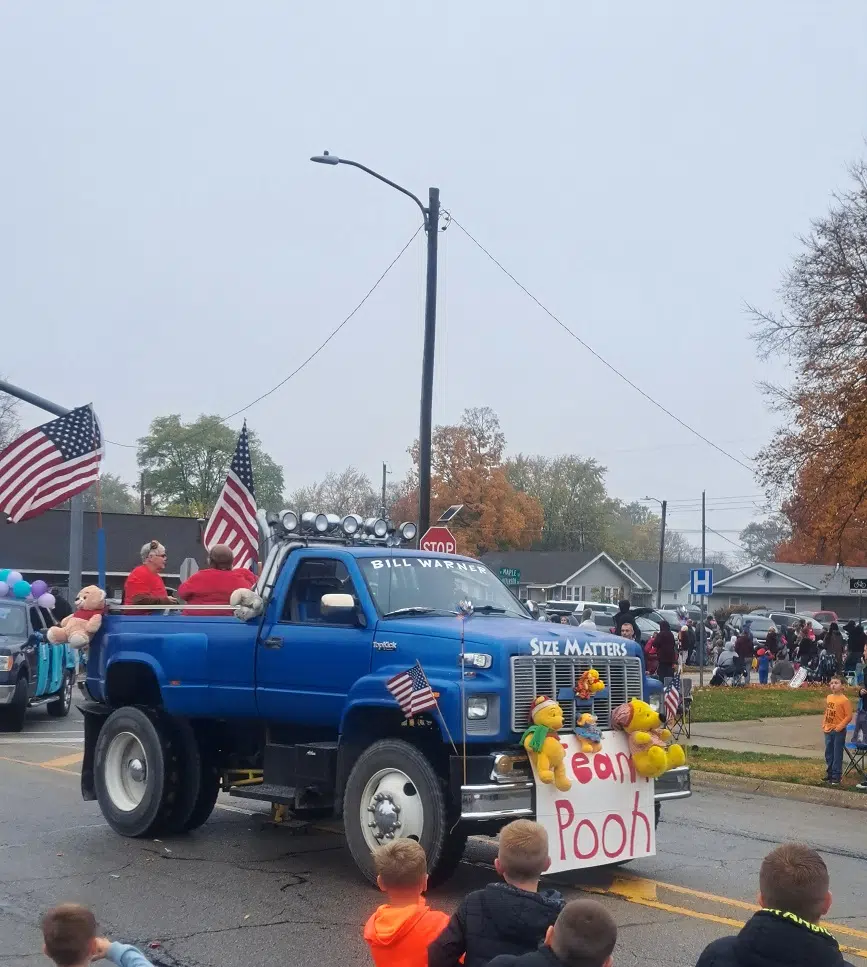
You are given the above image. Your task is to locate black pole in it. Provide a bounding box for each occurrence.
[656,500,667,609]
[417,187,440,537]
[700,490,706,687]
[381,461,388,519]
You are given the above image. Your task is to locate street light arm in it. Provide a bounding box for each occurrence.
[312,155,428,224]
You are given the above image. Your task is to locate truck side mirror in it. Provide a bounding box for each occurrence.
[321,593,365,627]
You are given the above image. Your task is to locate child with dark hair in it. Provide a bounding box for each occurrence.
[41,905,150,967]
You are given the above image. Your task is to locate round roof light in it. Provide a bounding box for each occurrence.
[364,517,388,538]
[399,521,418,542]
[342,514,362,535]
[314,513,329,533]
[280,510,299,532]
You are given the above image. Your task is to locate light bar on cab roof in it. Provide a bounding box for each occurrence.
[267,509,417,546]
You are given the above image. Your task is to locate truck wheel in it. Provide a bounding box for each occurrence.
[0,676,28,732]
[47,671,74,718]
[158,717,204,835]
[180,732,221,832]
[428,830,469,887]
[95,707,197,838]
[343,739,450,886]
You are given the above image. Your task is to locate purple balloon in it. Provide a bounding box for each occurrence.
[6,571,22,587]
[37,592,56,610]
[0,581,8,598]
[31,580,48,598]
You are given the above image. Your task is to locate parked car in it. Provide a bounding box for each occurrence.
[811,610,838,628]
[648,608,684,631]
[0,600,76,731]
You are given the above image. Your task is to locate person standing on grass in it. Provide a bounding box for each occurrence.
[655,619,678,682]
[843,621,865,673]
[735,628,754,684]
[824,623,845,676]
[822,676,853,785]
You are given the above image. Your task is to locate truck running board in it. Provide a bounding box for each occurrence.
[229,782,298,806]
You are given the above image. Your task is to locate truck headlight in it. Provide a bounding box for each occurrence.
[467,696,489,720]
[0,656,11,672]
[459,653,492,669]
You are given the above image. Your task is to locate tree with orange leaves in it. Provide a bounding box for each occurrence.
[390,407,543,557]
[754,160,867,564]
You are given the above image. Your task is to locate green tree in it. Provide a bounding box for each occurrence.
[62,474,138,513]
[137,415,284,517]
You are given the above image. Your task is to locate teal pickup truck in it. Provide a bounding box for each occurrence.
[0,600,76,731]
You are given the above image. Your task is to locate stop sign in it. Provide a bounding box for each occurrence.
[419,525,457,554]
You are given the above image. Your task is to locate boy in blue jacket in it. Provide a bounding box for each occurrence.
[42,905,151,967]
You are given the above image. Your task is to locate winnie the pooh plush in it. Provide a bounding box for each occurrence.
[574,712,603,753]
[521,695,571,791]
[46,585,106,649]
[575,668,605,700]
[610,698,686,779]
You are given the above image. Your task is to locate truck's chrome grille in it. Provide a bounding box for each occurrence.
[511,655,644,732]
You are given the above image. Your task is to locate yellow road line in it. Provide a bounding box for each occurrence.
[41,752,84,769]
[594,876,867,958]
[0,755,79,777]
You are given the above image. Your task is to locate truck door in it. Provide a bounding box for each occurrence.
[255,555,373,725]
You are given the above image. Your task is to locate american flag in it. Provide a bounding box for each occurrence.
[202,422,258,570]
[0,405,103,523]
[664,669,682,723]
[387,662,437,717]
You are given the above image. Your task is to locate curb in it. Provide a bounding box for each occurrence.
[691,769,867,810]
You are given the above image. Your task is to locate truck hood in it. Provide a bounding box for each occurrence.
[374,615,645,660]
[0,635,26,653]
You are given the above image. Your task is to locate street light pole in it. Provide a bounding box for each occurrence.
[310,152,440,536]
[644,496,667,609]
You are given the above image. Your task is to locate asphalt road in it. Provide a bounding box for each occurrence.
[3,710,867,967]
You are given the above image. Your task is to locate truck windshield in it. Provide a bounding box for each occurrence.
[0,605,27,636]
[358,556,528,619]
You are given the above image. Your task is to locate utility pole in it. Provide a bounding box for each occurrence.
[656,500,667,609]
[417,187,440,537]
[699,490,707,687]
[380,462,389,520]
[0,379,84,597]
[140,471,146,515]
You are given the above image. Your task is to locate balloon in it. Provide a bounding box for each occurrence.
[0,581,7,598]
[31,580,48,598]
[12,580,31,599]
[37,592,56,610]
[6,571,23,587]
[0,569,9,583]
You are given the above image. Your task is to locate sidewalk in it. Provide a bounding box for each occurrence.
[687,715,825,758]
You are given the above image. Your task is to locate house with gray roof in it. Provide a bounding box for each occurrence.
[704,562,867,620]
[619,559,732,606]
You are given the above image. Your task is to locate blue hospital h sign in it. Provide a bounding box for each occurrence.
[690,568,713,596]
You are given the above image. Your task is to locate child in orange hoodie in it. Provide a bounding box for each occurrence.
[364,840,449,967]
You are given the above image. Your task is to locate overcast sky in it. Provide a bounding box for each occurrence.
[2,1,866,557]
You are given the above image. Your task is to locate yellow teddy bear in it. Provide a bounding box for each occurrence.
[610,698,686,779]
[521,695,571,791]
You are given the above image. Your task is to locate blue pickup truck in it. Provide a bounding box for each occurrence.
[80,513,690,883]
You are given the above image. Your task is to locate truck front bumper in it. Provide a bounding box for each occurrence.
[455,753,691,821]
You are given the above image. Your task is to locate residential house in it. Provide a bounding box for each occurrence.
[0,509,206,600]
[704,562,867,620]
[480,550,647,605]
[619,560,733,607]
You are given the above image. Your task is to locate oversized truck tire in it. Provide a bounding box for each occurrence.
[94,707,201,838]
[343,738,464,886]
[0,676,28,732]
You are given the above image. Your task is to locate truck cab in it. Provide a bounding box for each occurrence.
[80,512,690,883]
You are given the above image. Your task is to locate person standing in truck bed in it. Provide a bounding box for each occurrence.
[177,544,256,615]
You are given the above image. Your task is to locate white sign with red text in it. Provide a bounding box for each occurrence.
[533,731,656,873]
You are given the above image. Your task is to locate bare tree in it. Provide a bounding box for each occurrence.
[0,382,21,450]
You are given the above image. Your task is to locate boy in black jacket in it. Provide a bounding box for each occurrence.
[485,899,617,967]
[696,843,854,967]
[428,820,564,967]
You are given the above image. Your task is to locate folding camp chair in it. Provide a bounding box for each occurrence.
[843,725,867,786]
[663,677,692,740]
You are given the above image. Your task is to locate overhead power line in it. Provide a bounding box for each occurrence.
[105,227,422,450]
[451,218,755,475]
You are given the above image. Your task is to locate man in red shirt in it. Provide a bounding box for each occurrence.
[177,545,256,616]
[124,540,176,608]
